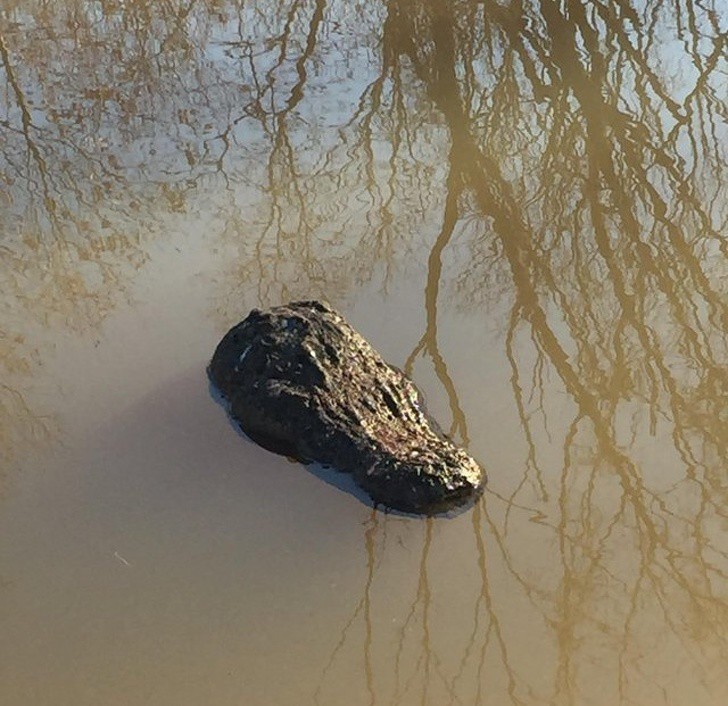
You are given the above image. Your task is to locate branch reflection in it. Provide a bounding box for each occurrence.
[1,0,726,703]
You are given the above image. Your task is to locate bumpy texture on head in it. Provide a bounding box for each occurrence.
[209,300,485,514]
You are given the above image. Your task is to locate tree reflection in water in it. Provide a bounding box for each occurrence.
[1,0,726,703]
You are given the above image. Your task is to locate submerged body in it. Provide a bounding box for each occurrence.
[208,301,485,514]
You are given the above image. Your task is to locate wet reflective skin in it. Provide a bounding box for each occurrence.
[1,1,726,705]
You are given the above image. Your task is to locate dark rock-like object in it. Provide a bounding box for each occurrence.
[208,301,485,514]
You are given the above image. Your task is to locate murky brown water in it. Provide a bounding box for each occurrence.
[1,1,727,704]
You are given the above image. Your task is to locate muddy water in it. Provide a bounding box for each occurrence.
[1,1,727,704]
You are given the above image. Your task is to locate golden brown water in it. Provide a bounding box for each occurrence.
[1,1,727,704]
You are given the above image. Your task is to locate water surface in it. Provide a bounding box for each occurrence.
[1,1,727,704]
